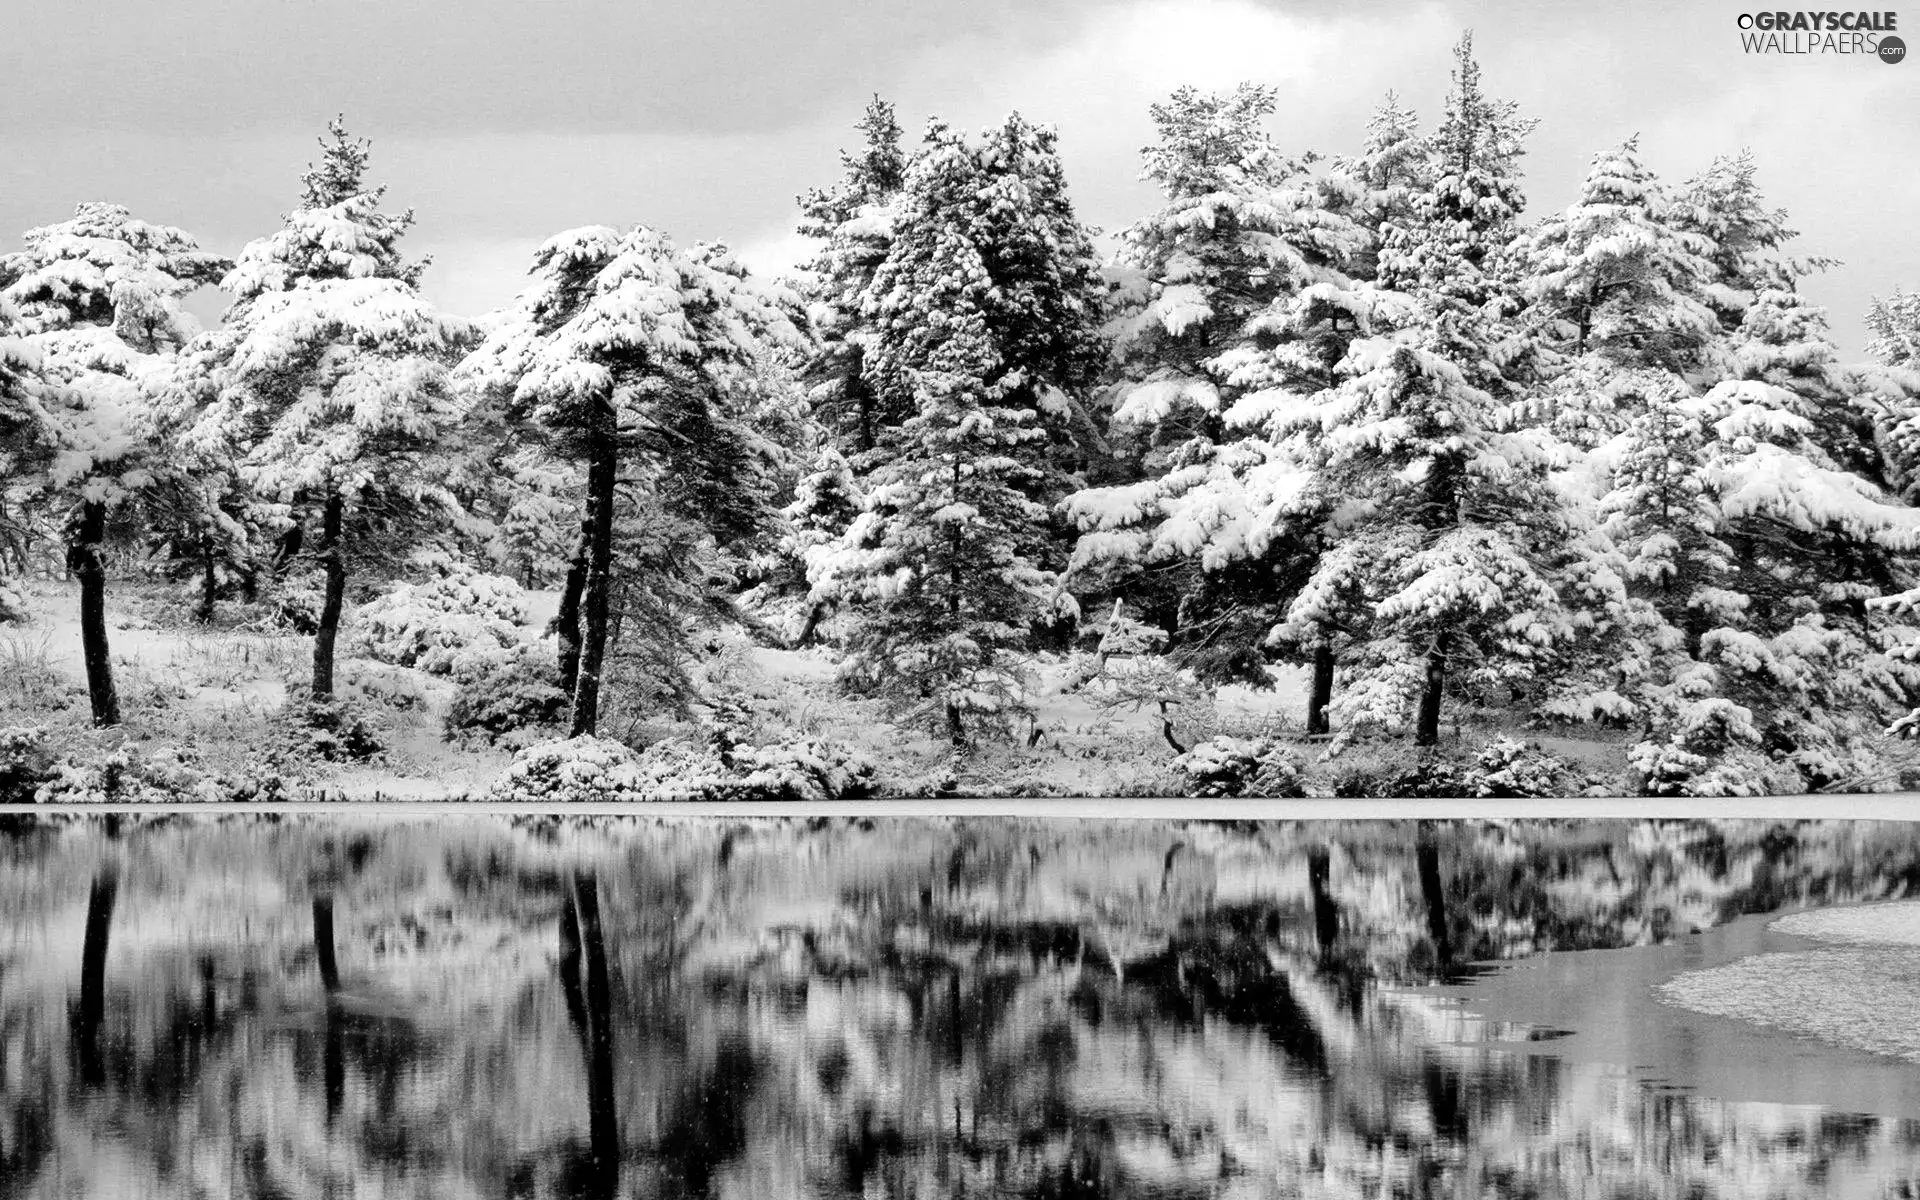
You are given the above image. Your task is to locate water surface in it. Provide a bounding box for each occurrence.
[6,816,1920,1199]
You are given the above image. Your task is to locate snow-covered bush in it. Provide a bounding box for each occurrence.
[445,644,568,746]
[342,659,431,711]
[1461,737,1588,798]
[489,736,656,803]
[727,737,878,801]
[33,744,226,804]
[260,570,327,634]
[267,697,385,764]
[0,579,25,625]
[0,725,49,802]
[1173,736,1308,798]
[490,731,879,802]
[353,564,527,675]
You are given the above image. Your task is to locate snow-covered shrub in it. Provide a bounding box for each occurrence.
[260,570,327,634]
[490,731,879,802]
[33,744,226,804]
[353,565,528,676]
[728,737,877,801]
[0,579,25,625]
[1173,736,1308,798]
[342,659,431,711]
[1459,737,1585,798]
[445,644,568,746]
[268,697,385,763]
[0,726,49,802]
[489,736,656,803]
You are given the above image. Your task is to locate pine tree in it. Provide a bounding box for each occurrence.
[458,226,804,736]
[1866,289,1920,370]
[799,96,910,461]
[816,115,1105,748]
[1065,84,1368,701]
[1514,137,1719,390]
[181,122,471,702]
[1338,91,1428,284]
[0,202,228,723]
[1247,33,1573,747]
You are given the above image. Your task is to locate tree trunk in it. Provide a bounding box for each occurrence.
[196,536,219,624]
[312,896,341,992]
[945,699,967,753]
[71,500,121,728]
[310,491,347,701]
[1414,628,1452,748]
[794,601,827,649]
[553,512,592,696]
[569,405,619,739]
[1306,644,1335,736]
[1157,700,1186,754]
[572,873,619,1195]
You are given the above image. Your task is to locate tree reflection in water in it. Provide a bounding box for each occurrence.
[3,817,1920,1198]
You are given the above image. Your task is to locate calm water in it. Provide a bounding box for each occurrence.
[6,816,1920,1199]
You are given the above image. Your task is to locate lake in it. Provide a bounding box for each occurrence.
[5,816,1920,1199]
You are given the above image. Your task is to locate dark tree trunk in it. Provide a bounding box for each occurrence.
[572,873,619,1195]
[240,565,259,604]
[273,524,303,573]
[196,536,219,624]
[945,700,967,752]
[71,500,121,728]
[1307,847,1339,956]
[1414,628,1452,748]
[1306,644,1335,736]
[795,601,827,649]
[553,513,592,696]
[78,869,119,1035]
[569,405,618,739]
[1416,827,1452,967]
[1157,700,1186,755]
[312,896,341,992]
[310,491,347,701]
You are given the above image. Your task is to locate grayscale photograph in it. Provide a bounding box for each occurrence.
[9,814,1920,1198]
[0,3,1915,800]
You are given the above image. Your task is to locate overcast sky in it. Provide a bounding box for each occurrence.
[3,0,1914,353]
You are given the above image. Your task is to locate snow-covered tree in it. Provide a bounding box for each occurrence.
[1065,84,1369,699]
[1673,149,1832,333]
[1514,138,1718,391]
[459,227,804,736]
[1866,289,1920,370]
[1235,35,1574,747]
[0,202,228,723]
[181,122,472,701]
[798,96,910,462]
[1337,91,1428,284]
[814,115,1105,747]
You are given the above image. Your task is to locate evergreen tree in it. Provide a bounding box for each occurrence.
[1065,84,1368,699]
[1248,33,1573,747]
[181,123,472,701]
[815,115,1105,747]
[1514,138,1719,387]
[1866,289,1920,370]
[458,226,804,736]
[798,96,910,461]
[0,202,228,723]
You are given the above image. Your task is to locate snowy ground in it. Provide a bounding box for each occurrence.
[0,578,1323,799]
[1,575,1634,798]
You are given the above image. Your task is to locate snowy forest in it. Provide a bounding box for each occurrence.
[7,35,1920,800]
